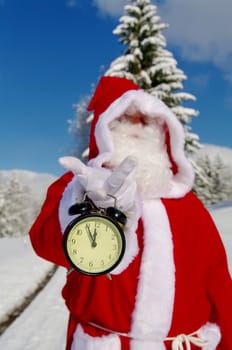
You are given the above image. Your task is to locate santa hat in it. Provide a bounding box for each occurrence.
[87,76,194,198]
[87,76,140,160]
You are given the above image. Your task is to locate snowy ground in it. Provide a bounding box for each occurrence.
[0,238,54,325]
[0,268,68,349]
[0,204,231,349]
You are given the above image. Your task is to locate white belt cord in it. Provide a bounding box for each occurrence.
[166,332,208,350]
[88,322,208,349]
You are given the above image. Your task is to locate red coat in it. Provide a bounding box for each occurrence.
[29,171,232,350]
[29,77,232,350]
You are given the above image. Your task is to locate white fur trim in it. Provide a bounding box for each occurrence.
[197,322,221,350]
[89,89,194,198]
[111,195,140,274]
[71,324,121,350]
[130,199,175,350]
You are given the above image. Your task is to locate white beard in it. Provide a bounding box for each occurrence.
[108,120,173,199]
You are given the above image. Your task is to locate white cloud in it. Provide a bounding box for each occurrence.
[92,0,127,17]
[158,0,232,81]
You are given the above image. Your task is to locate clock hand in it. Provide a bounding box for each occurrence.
[92,229,98,246]
[86,225,97,248]
[85,225,94,242]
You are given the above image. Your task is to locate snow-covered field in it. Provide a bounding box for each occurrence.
[0,204,231,349]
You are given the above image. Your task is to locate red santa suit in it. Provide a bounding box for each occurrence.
[29,76,232,350]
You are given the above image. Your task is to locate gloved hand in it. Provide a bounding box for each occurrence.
[59,156,138,212]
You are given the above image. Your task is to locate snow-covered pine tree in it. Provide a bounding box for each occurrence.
[69,0,215,201]
[193,156,213,205]
[68,94,92,159]
[209,155,232,204]
[0,175,39,237]
[194,154,232,205]
[105,0,200,155]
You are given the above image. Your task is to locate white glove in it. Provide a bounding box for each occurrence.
[59,156,138,212]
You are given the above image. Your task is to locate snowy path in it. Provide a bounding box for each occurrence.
[0,267,69,349]
[0,237,54,328]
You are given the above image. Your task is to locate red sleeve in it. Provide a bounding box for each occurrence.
[206,218,232,350]
[29,171,74,268]
[191,193,232,350]
[164,192,232,348]
[189,194,232,349]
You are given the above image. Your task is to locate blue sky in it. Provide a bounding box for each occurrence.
[0,0,232,176]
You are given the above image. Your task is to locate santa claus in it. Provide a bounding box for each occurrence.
[29,76,232,350]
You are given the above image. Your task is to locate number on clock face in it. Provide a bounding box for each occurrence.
[64,215,125,275]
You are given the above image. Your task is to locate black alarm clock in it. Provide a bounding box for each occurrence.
[63,195,127,276]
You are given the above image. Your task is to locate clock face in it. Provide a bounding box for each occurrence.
[63,214,125,276]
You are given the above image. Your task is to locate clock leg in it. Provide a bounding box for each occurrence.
[106,273,112,280]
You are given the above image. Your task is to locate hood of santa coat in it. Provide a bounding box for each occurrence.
[87,76,194,199]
